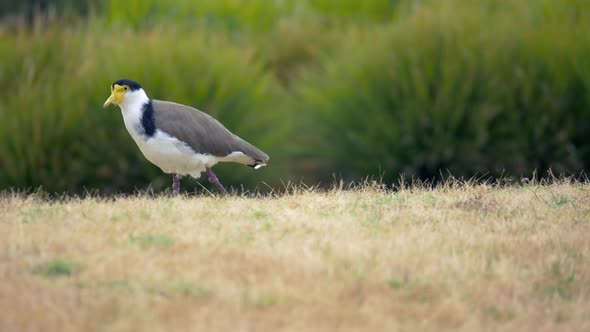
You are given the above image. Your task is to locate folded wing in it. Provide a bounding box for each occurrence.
[152,100,269,166]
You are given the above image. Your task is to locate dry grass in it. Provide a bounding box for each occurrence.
[1,181,589,331]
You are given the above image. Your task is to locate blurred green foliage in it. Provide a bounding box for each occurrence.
[100,0,400,30]
[0,0,98,21]
[0,0,589,193]
[297,0,590,182]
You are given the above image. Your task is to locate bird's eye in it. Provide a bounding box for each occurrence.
[124,87,128,91]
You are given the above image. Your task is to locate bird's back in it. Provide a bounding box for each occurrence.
[151,100,269,164]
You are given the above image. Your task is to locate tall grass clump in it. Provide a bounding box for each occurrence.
[99,0,403,31]
[0,24,286,193]
[296,0,590,183]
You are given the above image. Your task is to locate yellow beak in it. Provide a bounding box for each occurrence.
[103,93,117,108]
[103,84,125,108]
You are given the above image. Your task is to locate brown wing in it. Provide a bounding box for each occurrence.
[152,100,269,164]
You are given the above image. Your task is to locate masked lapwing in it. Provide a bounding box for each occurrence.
[103,79,269,195]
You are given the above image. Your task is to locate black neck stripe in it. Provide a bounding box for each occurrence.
[139,100,156,137]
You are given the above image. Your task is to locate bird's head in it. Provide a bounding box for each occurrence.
[103,79,144,108]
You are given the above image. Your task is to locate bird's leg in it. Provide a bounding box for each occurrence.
[206,167,229,195]
[172,173,180,195]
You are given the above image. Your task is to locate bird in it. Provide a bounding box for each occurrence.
[103,79,269,195]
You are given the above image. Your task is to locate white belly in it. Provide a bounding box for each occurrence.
[133,130,218,178]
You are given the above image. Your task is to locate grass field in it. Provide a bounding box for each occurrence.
[1,180,589,331]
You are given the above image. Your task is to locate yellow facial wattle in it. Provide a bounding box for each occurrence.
[103,84,129,108]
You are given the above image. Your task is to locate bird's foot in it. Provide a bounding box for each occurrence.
[206,167,229,195]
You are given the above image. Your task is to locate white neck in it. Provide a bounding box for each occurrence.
[119,88,149,113]
[118,88,150,138]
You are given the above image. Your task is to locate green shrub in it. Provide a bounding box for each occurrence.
[101,0,291,31]
[0,0,98,19]
[99,0,403,31]
[296,0,590,183]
